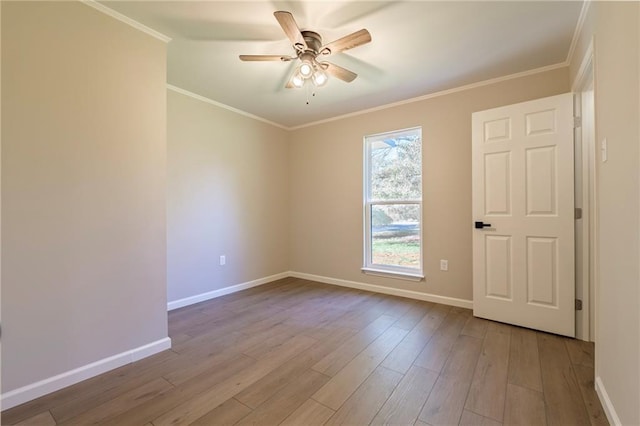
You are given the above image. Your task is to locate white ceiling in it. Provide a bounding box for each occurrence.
[101,1,584,128]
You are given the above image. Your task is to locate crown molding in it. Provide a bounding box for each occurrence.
[80,0,581,131]
[81,0,172,43]
[167,85,288,130]
[566,1,592,66]
[289,62,568,131]
[171,62,568,132]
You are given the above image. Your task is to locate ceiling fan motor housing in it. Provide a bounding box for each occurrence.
[301,31,323,53]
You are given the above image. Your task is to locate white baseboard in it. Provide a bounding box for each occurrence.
[167,271,472,312]
[167,272,290,311]
[1,337,171,411]
[595,376,622,426]
[289,271,473,309]
[1,270,470,411]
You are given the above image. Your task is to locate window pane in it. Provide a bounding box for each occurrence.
[370,134,421,200]
[371,204,420,268]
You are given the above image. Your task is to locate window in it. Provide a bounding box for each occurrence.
[363,127,423,278]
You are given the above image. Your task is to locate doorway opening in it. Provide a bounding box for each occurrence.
[572,40,596,342]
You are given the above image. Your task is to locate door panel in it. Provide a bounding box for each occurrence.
[526,236,558,306]
[472,93,575,337]
[485,235,512,300]
[526,146,556,215]
[485,152,511,215]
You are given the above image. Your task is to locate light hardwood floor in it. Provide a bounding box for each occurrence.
[3,278,608,425]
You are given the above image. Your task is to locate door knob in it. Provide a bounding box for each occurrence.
[474,221,492,229]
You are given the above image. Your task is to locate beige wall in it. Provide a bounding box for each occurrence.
[167,90,290,303]
[289,68,569,301]
[5,3,637,420]
[569,2,640,424]
[1,1,168,394]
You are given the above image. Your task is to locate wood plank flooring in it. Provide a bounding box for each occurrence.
[2,278,608,425]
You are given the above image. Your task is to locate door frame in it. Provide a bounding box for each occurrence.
[572,39,596,342]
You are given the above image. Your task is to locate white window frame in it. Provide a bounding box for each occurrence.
[362,127,424,280]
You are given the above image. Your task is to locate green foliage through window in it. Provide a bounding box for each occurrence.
[370,135,422,201]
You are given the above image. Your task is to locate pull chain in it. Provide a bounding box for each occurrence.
[305,83,316,105]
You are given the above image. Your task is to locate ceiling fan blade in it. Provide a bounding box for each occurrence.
[239,54,294,61]
[323,62,358,83]
[284,67,300,89]
[273,11,307,50]
[279,60,299,90]
[320,29,371,55]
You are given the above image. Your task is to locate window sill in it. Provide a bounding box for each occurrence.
[361,267,424,282]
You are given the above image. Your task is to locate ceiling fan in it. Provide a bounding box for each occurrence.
[239,11,371,89]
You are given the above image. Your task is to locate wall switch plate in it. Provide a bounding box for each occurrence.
[601,138,608,162]
[220,255,226,266]
[440,259,448,271]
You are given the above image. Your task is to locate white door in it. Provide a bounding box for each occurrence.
[472,93,575,337]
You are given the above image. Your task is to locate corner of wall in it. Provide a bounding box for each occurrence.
[2,0,168,405]
[595,376,623,426]
[0,338,171,411]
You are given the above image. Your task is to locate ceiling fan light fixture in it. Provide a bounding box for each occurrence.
[291,72,305,88]
[298,51,316,78]
[299,61,313,78]
[312,69,328,87]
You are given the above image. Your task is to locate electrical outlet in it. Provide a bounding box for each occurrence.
[220,255,226,266]
[440,259,448,271]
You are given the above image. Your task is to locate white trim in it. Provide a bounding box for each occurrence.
[572,41,595,342]
[566,1,592,66]
[571,39,594,93]
[167,85,288,131]
[289,271,473,309]
[289,63,568,131]
[0,270,471,409]
[80,0,582,132]
[171,63,569,131]
[0,337,171,410]
[366,200,421,206]
[129,338,171,362]
[167,272,289,311]
[80,0,171,43]
[168,270,470,310]
[363,127,424,278]
[361,268,424,282]
[595,376,622,426]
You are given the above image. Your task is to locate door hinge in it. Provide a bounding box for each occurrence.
[574,116,582,128]
[575,299,583,310]
[575,207,582,219]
